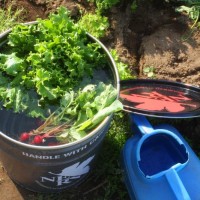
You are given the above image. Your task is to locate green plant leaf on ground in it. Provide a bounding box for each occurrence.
[143,65,156,78]
[176,5,200,26]
[175,1,200,40]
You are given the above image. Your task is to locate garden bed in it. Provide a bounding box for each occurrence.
[0,0,200,199]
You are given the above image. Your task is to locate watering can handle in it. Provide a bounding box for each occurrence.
[130,114,154,134]
[165,169,191,200]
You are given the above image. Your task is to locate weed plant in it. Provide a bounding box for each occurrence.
[88,0,120,13]
[78,13,109,38]
[0,2,23,32]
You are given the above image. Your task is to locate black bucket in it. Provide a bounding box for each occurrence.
[0,26,120,193]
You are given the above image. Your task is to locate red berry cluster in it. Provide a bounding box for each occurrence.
[19,132,59,146]
[18,117,69,146]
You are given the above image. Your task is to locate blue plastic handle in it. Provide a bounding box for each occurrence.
[165,169,191,200]
[130,114,154,134]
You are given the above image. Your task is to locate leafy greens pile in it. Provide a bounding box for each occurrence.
[0,7,123,143]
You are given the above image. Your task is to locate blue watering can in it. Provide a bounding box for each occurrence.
[120,79,200,200]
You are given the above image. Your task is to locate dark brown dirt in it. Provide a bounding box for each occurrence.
[0,0,200,199]
[3,0,200,86]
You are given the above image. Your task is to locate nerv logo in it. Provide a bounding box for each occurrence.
[39,155,95,187]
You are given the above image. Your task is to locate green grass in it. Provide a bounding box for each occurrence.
[0,2,24,32]
[90,112,132,199]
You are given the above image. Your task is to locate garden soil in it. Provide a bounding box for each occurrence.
[0,0,200,199]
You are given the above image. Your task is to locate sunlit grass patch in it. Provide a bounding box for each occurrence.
[0,1,24,32]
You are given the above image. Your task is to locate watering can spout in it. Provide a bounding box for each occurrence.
[165,169,191,200]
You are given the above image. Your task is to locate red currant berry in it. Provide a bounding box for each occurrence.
[33,135,43,144]
[19,132,30,142]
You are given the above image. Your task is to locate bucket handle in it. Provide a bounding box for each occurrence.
[165,168,191,200]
